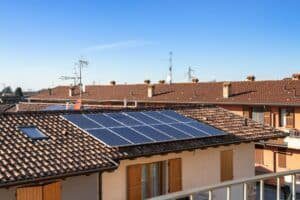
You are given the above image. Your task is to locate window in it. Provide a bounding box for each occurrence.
[252,107,264,124]
[255,149,264,165]
[19,126,48,140]
[220,150,233,182]
[280,108,294,128]
[278,153,287,168]
[127,159,181,200]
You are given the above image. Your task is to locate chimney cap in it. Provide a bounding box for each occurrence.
[223,81,231,86]
[246,75,256,81]
[192,78,199,83]
[144,79,151,84]
[110,80,116,85]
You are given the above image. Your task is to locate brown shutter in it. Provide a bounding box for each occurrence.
[255,149,264,165]
[243,106,252,118]
[17,186,43,200]
[220,150,233,182]
[286,108,295,128]
[168,158,182,193]
[43,182,61,200]
[264,107,271,126]
[127,164,142,200]
[278,153,287,168]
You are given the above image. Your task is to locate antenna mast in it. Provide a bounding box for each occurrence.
[77,59,88,98]
[187,66,195,82]
[167,51,173,84]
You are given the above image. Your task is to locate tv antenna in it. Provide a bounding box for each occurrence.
[76,59,89,98]
[59,66,79,86]
[167,51,173,84]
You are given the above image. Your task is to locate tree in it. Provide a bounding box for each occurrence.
[2,86,12,94]
[15,87,23,97]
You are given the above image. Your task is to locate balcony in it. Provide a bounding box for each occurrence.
[149,169,300,200]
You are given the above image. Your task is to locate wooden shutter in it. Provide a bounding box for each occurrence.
[286,108,295,128]
[168,158,182,193]
[278,153,287,168]
[264,107,271,125]
[17,186,43,200]
[220,150,233,182]
[43,182,61,200]
[243,106,252,118]
[127,164,142,200]
[255,149,264,165]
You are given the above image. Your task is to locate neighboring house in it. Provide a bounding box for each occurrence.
[0,106,286,200]
[23,73,300,176]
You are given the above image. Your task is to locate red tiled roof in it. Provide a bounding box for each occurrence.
[30,79,300,106]
[0,105,287,187]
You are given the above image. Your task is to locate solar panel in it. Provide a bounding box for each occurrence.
[19,126,48,140]
[62,110,227,147]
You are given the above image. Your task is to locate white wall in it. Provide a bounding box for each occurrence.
[0,173,99,200]
[102,143,255,200]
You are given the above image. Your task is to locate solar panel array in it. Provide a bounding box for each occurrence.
[63,110,226,147]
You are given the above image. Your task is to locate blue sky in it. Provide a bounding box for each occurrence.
[0,0,300,90]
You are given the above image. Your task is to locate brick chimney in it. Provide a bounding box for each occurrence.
[192,78,199,83]
[223,82,231,98]
[148,85,155,98]
[292,73,300,80]
[246,75,255,81]
[69,87,75,97]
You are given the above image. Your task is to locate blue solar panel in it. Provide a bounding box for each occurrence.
[85,114,122,128]
[20,127,48,140]
[63,114,101,129]
[143,111,177,123]
[160,110,193,123]
[152,124,191,139]
[125,112,161,125]
[170,123,208,137]
[188,121,226,136]
[133,126,172,142]
[106,113,142,126]
[87,129,131,146]
[111,127,153,144]
[63,110,227,147]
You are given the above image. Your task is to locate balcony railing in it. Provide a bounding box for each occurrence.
[148,169,300,200]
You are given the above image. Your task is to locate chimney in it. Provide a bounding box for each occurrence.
[223,82,231,98]
[144,79,151,84]
[246,75,255,81]
[69,87,75,97]
[123,99,127,107]
[292,73,300,80]
[192,78,199,83]
[66,102,70,110]
[110,81,116,85]
[15,104,19,112]
[158,80,165,84]
[82,85,86,93]
[48,88,52,95]
[148,85,155,98]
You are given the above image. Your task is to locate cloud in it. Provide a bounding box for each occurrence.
[83,40,155,52]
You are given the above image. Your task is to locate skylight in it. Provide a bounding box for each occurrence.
[19,126,48,140]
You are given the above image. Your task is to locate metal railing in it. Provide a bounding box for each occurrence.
[148,169,300,200]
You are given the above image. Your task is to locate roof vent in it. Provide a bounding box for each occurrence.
[223,82,231,98]
[292,73,300,80]
[148,85,155,98]
[110,80,116,85]
[192,78,199,83]
[144,79,151,84]
[158,80,165,84]
[246,75,255,81]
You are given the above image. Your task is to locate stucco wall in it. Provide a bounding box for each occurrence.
[0,173,99,200]
[102,143,255,200]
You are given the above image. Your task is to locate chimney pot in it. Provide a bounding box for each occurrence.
[292,73,300,80]
[144,79,151,84]
[223,82,231,98]
[110,81,116,85]
[246,75,255,81]
[148,85,155,98]
[192,78,199,83]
